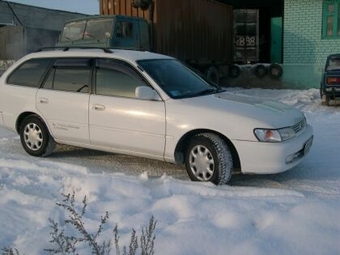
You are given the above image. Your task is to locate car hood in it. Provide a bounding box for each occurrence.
[182,91,305,128]
[216,92,292,113]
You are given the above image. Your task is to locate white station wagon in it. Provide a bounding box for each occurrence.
[0,48,313,185]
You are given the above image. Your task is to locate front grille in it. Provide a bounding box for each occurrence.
[292,118,306,134]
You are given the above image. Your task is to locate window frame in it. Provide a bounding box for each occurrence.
[6,58,54,88]
[42,58,92,93]
[322,0,340,39]
[94,58,150,99]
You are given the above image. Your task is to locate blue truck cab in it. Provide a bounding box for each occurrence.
[57,15,150,51]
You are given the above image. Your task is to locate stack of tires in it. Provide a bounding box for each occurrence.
[254,63,283,79]
[228,63,283,79]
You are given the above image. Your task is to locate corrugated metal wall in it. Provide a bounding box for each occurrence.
[100,0,233,64]
[100,0,149,19]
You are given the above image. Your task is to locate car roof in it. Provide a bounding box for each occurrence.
[328,53,340,59]
[20,48,174,64]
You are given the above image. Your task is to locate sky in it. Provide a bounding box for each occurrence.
[7,0,99,14]
[1,87,340,254]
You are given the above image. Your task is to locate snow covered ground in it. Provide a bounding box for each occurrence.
[1,88,340,255]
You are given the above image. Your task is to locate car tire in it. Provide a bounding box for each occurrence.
[229,64,241,78]
[185,133,233,185]
[321,94,330,106]
[254,64,267,78]
[19,115,55,157]
[268,63,283,79]
[320,88,330,106]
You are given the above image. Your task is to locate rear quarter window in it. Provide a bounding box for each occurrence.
[7,58,53,88]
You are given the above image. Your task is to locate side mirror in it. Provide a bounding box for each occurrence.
[135,86,160,100]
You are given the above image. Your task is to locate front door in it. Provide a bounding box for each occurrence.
[89,58,166,159]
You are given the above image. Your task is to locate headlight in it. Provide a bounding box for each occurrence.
[254,127,295,143]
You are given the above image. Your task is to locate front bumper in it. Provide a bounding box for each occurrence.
[232,124,313,174]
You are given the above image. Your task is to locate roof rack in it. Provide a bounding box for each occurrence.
[36,47,113,53]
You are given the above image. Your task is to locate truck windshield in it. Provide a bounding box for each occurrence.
[60,18,114,42]
[138,59,222,99]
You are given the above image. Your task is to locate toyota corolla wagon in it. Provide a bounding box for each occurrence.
[0,48,313,185]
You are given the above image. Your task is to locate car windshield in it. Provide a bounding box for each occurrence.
[327,56,340,71]
[137,59,223,99]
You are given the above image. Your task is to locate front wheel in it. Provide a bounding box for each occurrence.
[19,115,55,157]
[185,133,233,185]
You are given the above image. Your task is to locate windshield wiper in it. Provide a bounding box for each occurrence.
[190,88,220,97]
[215,87,226,93]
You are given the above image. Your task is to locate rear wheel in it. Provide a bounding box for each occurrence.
[19,115,55,157]
[185,133,233,185]
[321,92,330,106]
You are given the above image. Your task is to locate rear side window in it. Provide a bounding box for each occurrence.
[7,58,53,87]
[43,58,92,93]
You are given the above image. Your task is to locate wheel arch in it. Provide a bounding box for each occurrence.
[16,112,44,133]
[174,129,241,170]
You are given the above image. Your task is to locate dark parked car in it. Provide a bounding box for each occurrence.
[320,53,340,105]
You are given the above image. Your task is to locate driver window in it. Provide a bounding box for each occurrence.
[115,21,134,38]
[95,59,146,98]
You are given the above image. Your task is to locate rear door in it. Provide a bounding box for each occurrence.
[36,58,91,144]
[1,58,53,131]
[89,58,166,159]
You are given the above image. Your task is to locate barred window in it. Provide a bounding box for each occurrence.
[323,0,340,38]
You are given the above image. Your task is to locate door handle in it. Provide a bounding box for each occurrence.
[92,104,105,111]
[39,98,49,104]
